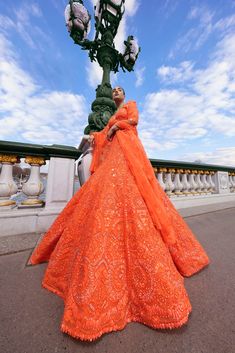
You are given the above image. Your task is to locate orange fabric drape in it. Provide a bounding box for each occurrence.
[90,100,209,277]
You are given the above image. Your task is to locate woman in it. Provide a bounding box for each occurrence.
[29,87,209,341]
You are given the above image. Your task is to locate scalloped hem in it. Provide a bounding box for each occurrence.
[42,282,192,342]
[60,312,191,342]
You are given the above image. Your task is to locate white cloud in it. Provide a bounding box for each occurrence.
[214,14,235,32]
[125,0,139,16]
[86,60,103,88]
[157,61,195,83]
[86,59,118,88]
[169,5,214,58]
[0,2,52,51]
[139,128,177,153]
[182,147,235,167]
[90,0,97,6]
[0,33,88,145]
[51,0,67,13]
[135,66,145,87]
[114,0,139,51]
[140,30,235,161]
[170,7,235,59]
[114,14,127,52]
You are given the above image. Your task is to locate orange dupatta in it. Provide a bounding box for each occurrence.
[89,101,175,244]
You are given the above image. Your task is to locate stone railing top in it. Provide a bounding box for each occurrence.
[1,140,235,172]
[0,140,82,160]
[150,158,235,173]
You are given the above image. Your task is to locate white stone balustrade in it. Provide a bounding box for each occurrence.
[153,168,231,198]
[153,168,218,197]
[1,142,235,237]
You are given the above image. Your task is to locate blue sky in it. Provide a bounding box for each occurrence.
[1,0,235,166]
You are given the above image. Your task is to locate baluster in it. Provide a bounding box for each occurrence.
[181,169,191,195]
[207,171,212,193]
[174,168,184,196]
[229,172,235,192]
[210,171,216,193]
[201,170,210,194]
[228,173,233,192]
[232,173,235,192]
[19,156,46,208]
[194,170,203,194]
[206,171,212,194]
[165,168,175,196]
[206,170,212,193]
[188,170,197,195]
[0,154,19,209]
[154,167,166,191]
[199,170,206,194]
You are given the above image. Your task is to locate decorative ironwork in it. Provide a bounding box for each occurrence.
[64,0,140,133]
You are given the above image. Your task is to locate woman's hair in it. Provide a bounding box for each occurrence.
[112,86,125,96]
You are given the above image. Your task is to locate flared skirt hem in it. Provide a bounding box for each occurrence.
[42,281,192,342]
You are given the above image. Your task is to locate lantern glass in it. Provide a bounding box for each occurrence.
[64,4,72,32]
[129,39,139,57]
[72,3,90,26]
[65,1,90,39]
[123,37,139,66]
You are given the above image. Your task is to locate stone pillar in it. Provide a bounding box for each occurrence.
[45,157,75,210]
[213,171,230,194]
[77,135,93,186]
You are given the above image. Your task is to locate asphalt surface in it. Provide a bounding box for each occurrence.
[0,208,235,353]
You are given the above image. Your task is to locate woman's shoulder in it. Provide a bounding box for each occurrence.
[124,100,137,108]
[125,100,137,105]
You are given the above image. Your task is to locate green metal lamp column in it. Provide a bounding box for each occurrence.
[85,31,118,134]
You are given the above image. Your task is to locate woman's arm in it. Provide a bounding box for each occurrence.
[106,101,139,139]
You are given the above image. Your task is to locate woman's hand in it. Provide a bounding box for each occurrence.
[106,125,119,141]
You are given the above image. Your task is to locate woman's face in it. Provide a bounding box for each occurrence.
[112,86,125,102]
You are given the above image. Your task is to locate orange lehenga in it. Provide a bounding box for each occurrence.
[29,101,209,341]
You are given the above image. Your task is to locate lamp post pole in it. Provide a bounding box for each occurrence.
[65,0,140,134]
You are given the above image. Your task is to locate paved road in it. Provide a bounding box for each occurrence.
[0,208,235,353]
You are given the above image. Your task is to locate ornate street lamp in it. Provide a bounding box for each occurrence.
[65,0,140,134]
